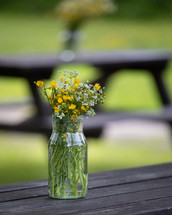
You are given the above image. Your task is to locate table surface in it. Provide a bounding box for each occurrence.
[0,162,172,215]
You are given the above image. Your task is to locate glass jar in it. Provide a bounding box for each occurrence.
[48,115,88,199]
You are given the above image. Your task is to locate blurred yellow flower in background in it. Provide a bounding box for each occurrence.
[56,0,116,24]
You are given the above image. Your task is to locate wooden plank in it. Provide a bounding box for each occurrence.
[1,177,172,204]
[1,177,172,214]
[1,186,172,214]
[1,163,172,193]
[67,197,172,215]
[0,186,47,203]
[0,180,47,193]
[88,162,172,189]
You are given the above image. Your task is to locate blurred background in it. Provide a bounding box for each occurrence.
[0,0,172,185]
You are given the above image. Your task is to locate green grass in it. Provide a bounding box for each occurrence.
[0,132,171,185]
[0,133,47,184]
[0,14,172,53]
[0,13,172,185]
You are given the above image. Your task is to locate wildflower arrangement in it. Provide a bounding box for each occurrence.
[35,70,105,120]
[55,0,116,28]
[36,70,105,198]
[35,70,105,199]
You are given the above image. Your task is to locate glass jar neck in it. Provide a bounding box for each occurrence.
[52,115,83,133]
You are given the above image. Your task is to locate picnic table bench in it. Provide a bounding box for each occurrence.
[0,50,171,137]
[1,162,172,214]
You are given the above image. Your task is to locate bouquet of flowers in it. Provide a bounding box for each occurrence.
[35,70,105,199]
[35,70,105,120]
[56,0,116,27]
[55,0,116,51]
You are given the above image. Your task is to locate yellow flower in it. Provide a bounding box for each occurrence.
[54,107,59,112]
[36,80,44,87]
[74,77,80,84]
[68,88,73,91]
[48,96,52,99]
[50,81,57,88]
[81,105,86,111]
[60,89,65,93]
[60,77,64,81]
[58,97,63,103]
[64,91,68,94]
[74,109,79,114]
[102,100,104,104]
[73,84,79,90]
[86,106,89,109]
[62,102,65,105]
[67,96,73,101]
[56,94,62,99]
[62,133,67,137]
[69,104,76,109]
[94,83,101,90]
[70,114,76,120]
[63,95,68,101]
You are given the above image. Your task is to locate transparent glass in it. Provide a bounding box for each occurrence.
[48,115,88,199]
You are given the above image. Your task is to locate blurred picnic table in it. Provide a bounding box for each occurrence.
[0,50,171,138]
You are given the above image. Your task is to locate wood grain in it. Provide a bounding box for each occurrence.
[1,163,172,215]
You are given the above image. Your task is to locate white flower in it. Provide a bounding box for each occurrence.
[76,96,81,101]
[90,101,95,106]
[85,84,89,89]
[59,113,65,119]
[92,96,97,99]
[82,103,88,106]
[79,83,84,87]
[84,94,88,98]
[77,92,82,96]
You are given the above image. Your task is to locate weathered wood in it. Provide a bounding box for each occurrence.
[0,180,47,193]
[1,176,172,204]
[1,185,172,214]
[1,162,172,193]
[68,197,172,215]
[1,163,172,215]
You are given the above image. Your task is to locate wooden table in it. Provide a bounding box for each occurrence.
[1,162,172,215]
